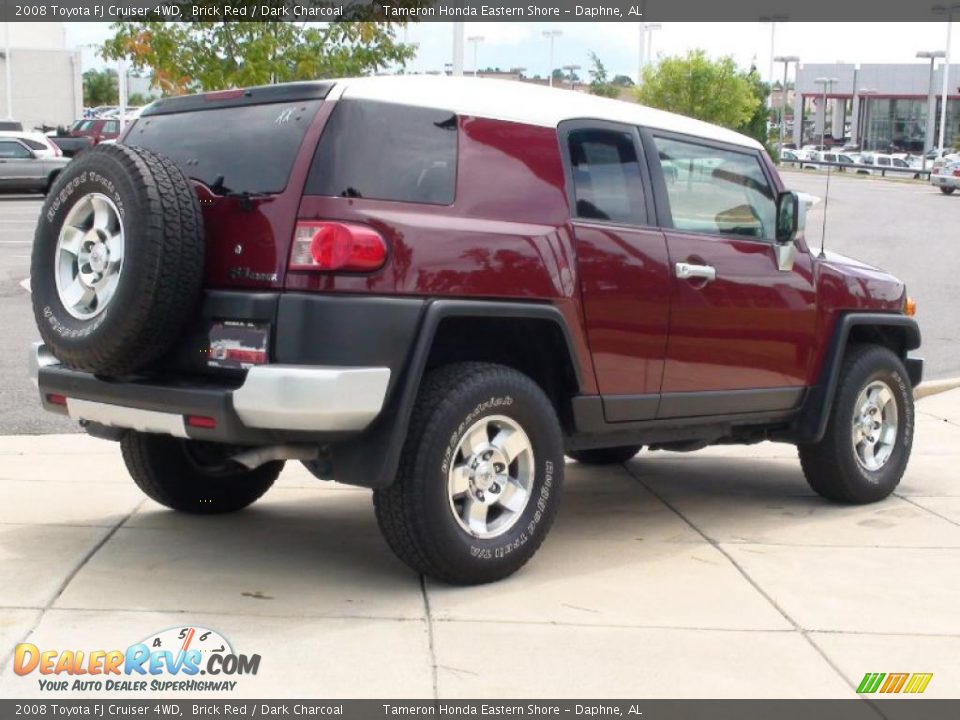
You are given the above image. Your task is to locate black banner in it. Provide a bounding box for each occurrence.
[4,700,960,719]
[0,0,956,22]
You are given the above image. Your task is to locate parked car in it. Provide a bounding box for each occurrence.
[65,117,121,145]
[47,135,94,158]
[0,137,70,192]
[0,120,24,131]
[0,130,63,158]
[855,153,921,178]
[28,77,923,584]
[930,158,960,195]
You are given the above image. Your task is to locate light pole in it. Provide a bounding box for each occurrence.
[468,36,484,78]
[917,50,946,166]
[644,23,662,66]
[761,15,789,110]
[452,22,464,77]
[3,22,11,120]
[858,88,877,151]
[932,4,958,155]
[543,30,562,87]
[774,55,799,151]
[814,77,838,150]
[563,64,581,91]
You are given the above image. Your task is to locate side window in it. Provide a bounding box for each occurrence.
[652,136,776,241]
[0,141,31,159]
[877,156,891,167]
[567,128,645,225]
[103,121,119,134]
[22,138,46,150]
[306,99,457,205]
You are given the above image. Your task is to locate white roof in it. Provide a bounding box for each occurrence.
[331,75,761,150]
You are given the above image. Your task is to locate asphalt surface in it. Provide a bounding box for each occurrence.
[0,173,957,435]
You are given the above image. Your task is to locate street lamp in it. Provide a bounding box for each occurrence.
[761,15,789,110]
[917,50,946,166]
[563,64,581,91]
[644,23,662,66]
[774,55,799,152]
[467,36,484,78]
[543,30,562,87]
[3,22,11,120]
[814,77,839,150]
[932,4,959,155]
[858,88,877,151]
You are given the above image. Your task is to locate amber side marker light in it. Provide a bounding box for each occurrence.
[905,297,917,317]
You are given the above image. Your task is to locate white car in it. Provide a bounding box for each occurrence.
[931,159,960,195]
[0,130,63,159]
[854,153,921,178]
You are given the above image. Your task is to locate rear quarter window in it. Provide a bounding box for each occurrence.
[305,99,457,205]
[125,101,323,195]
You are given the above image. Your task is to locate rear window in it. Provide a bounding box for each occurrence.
[305,99,457,205]
[125,101,323,195]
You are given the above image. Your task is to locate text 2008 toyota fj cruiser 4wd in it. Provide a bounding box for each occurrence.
[29,77,922,584]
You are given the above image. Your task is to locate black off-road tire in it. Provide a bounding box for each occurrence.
[121,432,281,514]
[31,143,204,376]
[568,446,642,465]
[940,186,955,195]
[799,345,914,504]
[374,363,565,585]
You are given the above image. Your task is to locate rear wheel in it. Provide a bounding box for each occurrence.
[121,432,282,514]
[940,186,955,195]
[568,446,642,465]
[374,363,564,584]
[799,345,914,504]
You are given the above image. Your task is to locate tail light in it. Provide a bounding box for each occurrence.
[953,169,960,178]
[290,221,388,272]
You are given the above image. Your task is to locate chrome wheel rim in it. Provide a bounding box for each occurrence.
[54,193,125,320]
[852,380,899,472]
[447,415,534,539]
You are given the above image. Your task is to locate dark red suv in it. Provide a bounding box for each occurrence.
[29,77,922,584]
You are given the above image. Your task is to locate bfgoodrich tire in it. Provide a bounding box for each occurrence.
[374,363,564,585]
[121,433,281,514]
[799,345,915,504]
[31,143,204,376]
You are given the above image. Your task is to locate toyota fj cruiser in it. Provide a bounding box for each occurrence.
[29,77,922,584]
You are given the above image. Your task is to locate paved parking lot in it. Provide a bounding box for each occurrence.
[1,389,958,698]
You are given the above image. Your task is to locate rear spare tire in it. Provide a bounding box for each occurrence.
[31,144,204,376]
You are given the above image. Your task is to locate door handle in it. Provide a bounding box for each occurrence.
[675,262,717,282]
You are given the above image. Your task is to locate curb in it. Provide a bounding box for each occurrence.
[915,378,960,400]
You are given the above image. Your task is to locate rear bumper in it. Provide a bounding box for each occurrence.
[30,342,390,444]
[931,174,960,188]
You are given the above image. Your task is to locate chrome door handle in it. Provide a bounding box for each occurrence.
[675,262,717,282]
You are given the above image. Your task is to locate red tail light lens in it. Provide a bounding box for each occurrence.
[290,222,388,272]
[186,415,217,430]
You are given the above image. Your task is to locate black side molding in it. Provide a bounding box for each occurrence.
[791,312,921,444]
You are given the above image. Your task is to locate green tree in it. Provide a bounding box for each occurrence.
[611,74,635,87]
[737,65,771,145]
[635,50,759,130]
[102,21,415,95]
[587,52,619,98]
[127,92,152,106]
[83,68,118,107]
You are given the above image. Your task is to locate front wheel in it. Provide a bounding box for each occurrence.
[940,186,955,195]
[121,432,282,514]
[799,345,914,504]
[374,363,564,585]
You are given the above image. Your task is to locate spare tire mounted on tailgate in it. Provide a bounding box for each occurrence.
[31,144,205,376]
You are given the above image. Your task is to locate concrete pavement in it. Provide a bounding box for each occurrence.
[1,391,959,698]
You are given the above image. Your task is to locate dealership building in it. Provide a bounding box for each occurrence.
[794,62,960,153]
[0,22,83,131]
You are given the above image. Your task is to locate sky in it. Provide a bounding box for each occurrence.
[65,22,955,84]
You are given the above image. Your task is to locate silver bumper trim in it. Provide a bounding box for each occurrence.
[232,365,391,431]
[31,343,391,435]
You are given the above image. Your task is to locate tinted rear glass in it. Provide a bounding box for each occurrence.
[125,101,323,194]
[306,99,457,205]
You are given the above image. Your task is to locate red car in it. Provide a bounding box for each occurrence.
[66,117,120,145]
[29,78,922,584]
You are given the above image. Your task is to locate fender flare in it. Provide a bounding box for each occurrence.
[330,299,582,489]
[793,312,921,444]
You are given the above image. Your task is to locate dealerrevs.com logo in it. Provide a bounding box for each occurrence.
[14,626,260,693]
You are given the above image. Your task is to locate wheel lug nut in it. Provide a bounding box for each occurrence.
[490,483,500,493]
[476,491,484,501]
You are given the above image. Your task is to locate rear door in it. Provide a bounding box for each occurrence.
[561,121,671,422]
[642,131,818,419]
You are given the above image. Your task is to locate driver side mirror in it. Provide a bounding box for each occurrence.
[775,191,800,243]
